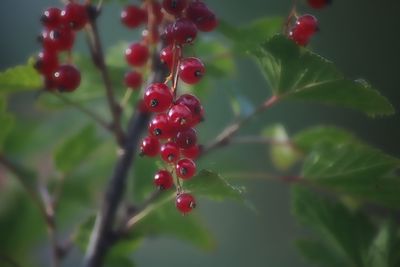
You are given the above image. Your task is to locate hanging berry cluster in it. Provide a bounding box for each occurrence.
[287,0,332,46]
[120,0,217,214]
[35,2,89,92]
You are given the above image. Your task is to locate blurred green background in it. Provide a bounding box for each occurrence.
[1,0,400,266]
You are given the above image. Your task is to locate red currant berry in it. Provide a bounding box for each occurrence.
[125,43,150,67]
[176,193,196,214]
[168,103,194,130]
[40,28,75,52]
[34,50,59,76]
[160,142,180,163]
[121,5,147,28]
[149,113,173,139]
[181,145,201,159]
[124,71,142,90]
[175,128,197,149]
[176,158,196,179]
[187,1,218,32]
[53,65,81,92]
[172,18,197,44]
[162,0,188,16]
[307,0,331,9]
[289,15,318,46]
[61,3,88,30]
[40,7,62,28]
[179,57,205,84]
[154,170,174,190]
[175,94,204,124]
[140,136,160,157]
[160,45,182,69]
[144,83,173,113]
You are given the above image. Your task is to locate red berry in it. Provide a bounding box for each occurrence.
[176,158,196,179]
[160,142,180,163]
[53,65,81,92]
[172,18,197,44]
[124,71,142,90]
[168,103,194,130]
[35,50,59,76]
[61,3,88,30]
[161,23,175,45]
[140,136,160,157]
[187,1,218,32]
[160,45,182,69]
[176,193,196,214]
[149,113,173,139]
[144,83,173,113]
[40,7,62,28]
[125,43,150,67]
[179,57,205,84]
[175,94,204,124]
[181,145,201,159]
[121,5,147,28]
[307,0,331,9]
[154,170,174,190]
[40,28,75,52]
[175,128,197,149]
[162,0,188,16]
[289,14,318,46]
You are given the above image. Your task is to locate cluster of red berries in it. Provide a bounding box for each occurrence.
[288,0,331,46]
[35,2,89,92]
[121,0,217,214]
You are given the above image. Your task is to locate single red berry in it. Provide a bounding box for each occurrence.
[149,113,173,139]
[61,3,88,30]
[289,14,319,46]
[181,145,201,159]
[168,103,194,130]
[154,170,174,190]
[160,142,180,163]
[179,57,205,84]
[53,64,81,92]
[307,0,331,9]
[172,18,197,44]
[175,94,204,124]
[121,5,147,28]
[144,83,173,113]
[186,1,218,32]
[176,158,196,179]
[162,0,188,16]
[176,193,196,214]
[124,71,142,90]
[125,43,150,67]
[140,136,160,157]
[40,7,62,28]
[160,45,182,69]
[34,50,59,76]
[175,128,197,149]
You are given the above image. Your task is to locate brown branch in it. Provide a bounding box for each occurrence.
[84,44,169,267]
[86,6,125,147]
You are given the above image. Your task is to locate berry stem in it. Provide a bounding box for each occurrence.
[85,8,126,147]
[283,0,298,35]
[202,95,280,155]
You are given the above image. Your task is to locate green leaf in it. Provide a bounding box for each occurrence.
[184,170,245,202]
[366,223,392,267]
[262,124,300,171]
[54,125,101,173]
[0,59,42,95]
[219,17,283,53]
[292,187,374,266]
[254,35,394,117]
[134,200,215,250]
[0,98,14,150]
